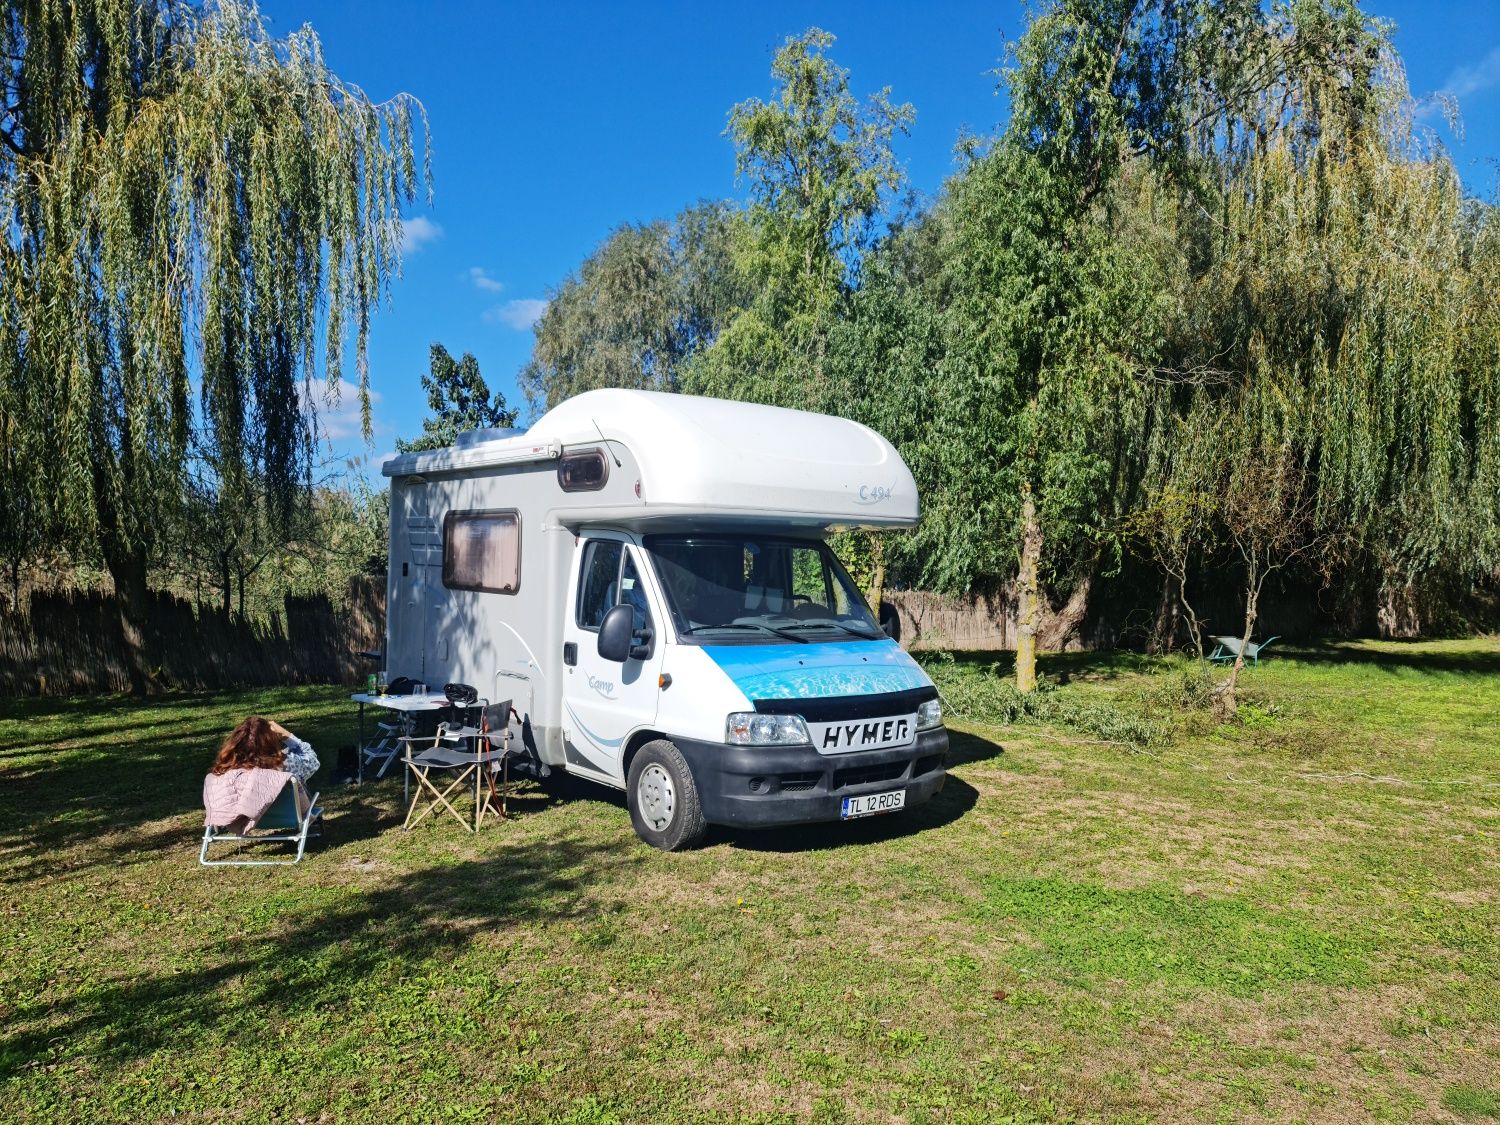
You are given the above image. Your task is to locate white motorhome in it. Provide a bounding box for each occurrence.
[381,389,948,849]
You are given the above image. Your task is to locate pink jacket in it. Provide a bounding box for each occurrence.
[203,768,301,833]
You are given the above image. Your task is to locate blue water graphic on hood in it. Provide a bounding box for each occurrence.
[704,639,931,701]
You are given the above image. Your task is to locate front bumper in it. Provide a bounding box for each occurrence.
[673,727,948,828]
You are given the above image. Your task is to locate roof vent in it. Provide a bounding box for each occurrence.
[453,427,523,448]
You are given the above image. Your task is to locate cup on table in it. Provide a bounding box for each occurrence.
[415,682,427,697]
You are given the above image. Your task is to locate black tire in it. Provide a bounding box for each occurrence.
[626,739,707,851]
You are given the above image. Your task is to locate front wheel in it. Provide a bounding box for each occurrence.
[627,740,707,851]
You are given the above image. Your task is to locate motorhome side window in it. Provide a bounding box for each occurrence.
[557,449,608,492]
[442,510,520,594]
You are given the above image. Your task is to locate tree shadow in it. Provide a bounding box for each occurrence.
[1273,640,1500,676]
[921,648,1169,685]
[0,832,639,1078]
[0,696,370,880]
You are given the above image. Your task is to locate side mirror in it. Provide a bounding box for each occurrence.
[629,627,654,662]
[597,604,635,663]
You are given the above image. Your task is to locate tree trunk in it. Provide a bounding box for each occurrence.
[1038,569,1093,652]
[102,542,153,696]
[1015,489,1042,693]
[1375,571,1421,639]
[866,534,885,620]
[219,550,232,616]
[1178,575,1204,659]
[1150,578,1176,654]
[1218,561,1266,714]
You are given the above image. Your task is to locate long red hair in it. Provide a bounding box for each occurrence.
[211,717,286,775]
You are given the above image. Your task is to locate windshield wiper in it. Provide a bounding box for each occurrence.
[784,618,883,639]
[681,622,810,643]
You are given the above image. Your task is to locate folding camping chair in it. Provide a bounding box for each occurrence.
[200,777,322,866]
[401,698,517,833]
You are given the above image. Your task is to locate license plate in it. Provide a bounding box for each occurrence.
[841,789,906,819]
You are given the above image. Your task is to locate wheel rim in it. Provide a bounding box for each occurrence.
[637,762,676,832]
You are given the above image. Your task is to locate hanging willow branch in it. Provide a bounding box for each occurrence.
[0,0,429,576]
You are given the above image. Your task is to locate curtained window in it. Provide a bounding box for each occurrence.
[443,510,520,594]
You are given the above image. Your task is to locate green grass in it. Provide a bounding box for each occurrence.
[2,639,1498,1122]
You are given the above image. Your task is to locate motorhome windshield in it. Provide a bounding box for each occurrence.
[644,535,882,644]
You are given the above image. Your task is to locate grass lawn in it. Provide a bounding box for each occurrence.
[2,639,1497,1123]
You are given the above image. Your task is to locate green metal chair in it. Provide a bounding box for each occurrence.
[200,777,322,866]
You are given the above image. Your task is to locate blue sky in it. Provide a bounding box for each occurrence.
[252,1,1500,474]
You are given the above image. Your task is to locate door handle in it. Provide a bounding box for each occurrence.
[563,642,577,666]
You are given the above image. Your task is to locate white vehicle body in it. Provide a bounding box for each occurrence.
[381,389,948,846]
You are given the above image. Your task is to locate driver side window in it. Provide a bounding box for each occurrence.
[576,540,654,634]
[576,540,624,631]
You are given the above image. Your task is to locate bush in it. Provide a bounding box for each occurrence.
[916,651,1241,749]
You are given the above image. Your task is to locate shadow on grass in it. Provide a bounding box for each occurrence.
[528,731,993,854]
[946,728,1006,768]
[0,692,366,880]
[0,832,639,1078]
[919,649,1168,685]
[1273,640,1500,676]
[718,774,980,853]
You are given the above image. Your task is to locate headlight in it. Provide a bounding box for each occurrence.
[916,698,943,730]
[725,712,810,746]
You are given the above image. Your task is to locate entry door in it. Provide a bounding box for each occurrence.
[561,534,664,783]
[396,492,443,681]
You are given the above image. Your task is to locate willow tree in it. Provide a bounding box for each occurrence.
[0,0,427,689]
[955,0,1417,690]
[1144,0,1500,669]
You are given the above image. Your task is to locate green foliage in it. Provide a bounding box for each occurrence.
[686,27,913,408]
[973,875,1371,994]
[397,344,518,453]
[1442,1085,1500,1120]
[520,202,748,415]
[917,651,1174,747]
[515,2,1500,644]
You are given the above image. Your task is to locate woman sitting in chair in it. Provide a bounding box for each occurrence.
[203,718,319,833]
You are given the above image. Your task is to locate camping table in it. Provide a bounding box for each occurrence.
[350,691,450,783]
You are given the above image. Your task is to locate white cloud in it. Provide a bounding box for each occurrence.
[1419,45,1500,118]
[484,298,549,331]
[398,215,443,254]
[468,266,505,293]
[310,386,389,444]
[1440,45,1500,101]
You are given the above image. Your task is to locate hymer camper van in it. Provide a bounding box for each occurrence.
[381,389,948,849]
